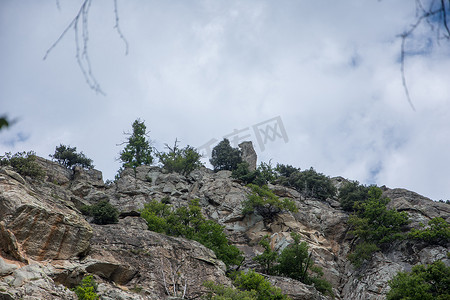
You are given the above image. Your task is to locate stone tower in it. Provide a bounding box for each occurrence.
[238,141,257,171]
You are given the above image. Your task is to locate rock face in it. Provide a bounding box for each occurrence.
[0,157,449,299]
[239,141,257,171]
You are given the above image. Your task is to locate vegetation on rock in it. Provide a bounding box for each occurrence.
[348,186,409,268]
[242,184,297,221]
[233,270,291,300]
[253,233,333,297]
[232,162,276,186]
[0,151,45,180]
[210,138,242,171]
[157,139,203,175]
[408,217,450,246]
[73,275,99,300]
[203,281,258,300]
[338,180,370,212]
[386,260,450,300]
[81,200,119,225]
[140,199,243,267]
[204,270,291,300]
[275,166,336,200]
[50,144,94,169]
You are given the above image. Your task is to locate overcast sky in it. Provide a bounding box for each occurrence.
[1,1,449,200]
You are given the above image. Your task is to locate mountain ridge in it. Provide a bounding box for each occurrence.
[0,155,448,299]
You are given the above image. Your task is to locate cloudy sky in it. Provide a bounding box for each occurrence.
[1,1,449,200]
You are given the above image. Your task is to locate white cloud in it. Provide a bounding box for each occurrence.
[1,1,449,200]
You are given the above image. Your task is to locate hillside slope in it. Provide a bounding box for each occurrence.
[0,157,448,299]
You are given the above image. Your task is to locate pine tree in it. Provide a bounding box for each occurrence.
[119,119,153,170]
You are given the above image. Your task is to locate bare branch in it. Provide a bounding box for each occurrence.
[400,35,416,111]
[398,2,448,111]
[441,0,450,37]
[114,0,129,55]
[160,258,170,296]
[44,0,128,94]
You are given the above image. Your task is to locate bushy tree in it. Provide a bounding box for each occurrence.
[253,236,278,275]
[73,275,99,300]
[274,164,300,187]
[408,217,450,246]
[50,144,94,169]
[119,119,153,170]
[276,233,333,297]
[348,186,409,268]
[232,162,277,186]
[203,281,257,300]
[386,260,450,300]
[291,167,336,200]
[242,184,297,222]
[210,139,242,171]
[338,181,371,212]
[158,139,203,175]
[233,270,290,300]
[0,151,45,180]
[140,199,243,267]
[276,233,313,282]
[252,233,333,297]
[81,200,119,225]
[274,166,336,201]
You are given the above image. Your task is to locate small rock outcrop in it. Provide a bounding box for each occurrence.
[239,141,257,171]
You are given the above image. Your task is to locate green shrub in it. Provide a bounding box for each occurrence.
[140,199,243,267]
[274,164,300,187]
[386,260,450,300]
[203,281,257,300]
[275,166,336,201]
[347,242,380,269]
[348,186,409,267]
[233,270,290,300]
[408,217,450,246]
[73,275,99,300]
[338,181,370,212]
[119,119,154,170]
[50,144,94,169]
[210,139,242,171]
[0,151,45,180]
[81,200,119,225]
[157,139,203,175]
[232,162,277,186]
[242,184,297,221]
[292,167,336,200]
[253,236,278,275]
[252,233,333,297]
[276,233,333,297]
[276,233,313,282]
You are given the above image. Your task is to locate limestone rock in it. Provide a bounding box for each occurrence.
[0,170,92,261]
[0,257,17,276]
[0,263,76,299]
[35,156,73,185]
[267,274,329,300]
[1,157,449,300]
[87,217,231,299]
[239,141,257,171]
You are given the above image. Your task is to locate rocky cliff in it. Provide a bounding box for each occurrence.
[0,157,448,299]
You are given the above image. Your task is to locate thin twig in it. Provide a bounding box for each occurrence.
[44,0,128,94]
[400,35,416,112]
[441,0,450,36]
[160,258,170,296]
[398,6,443,111]
[114,0,129,55]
